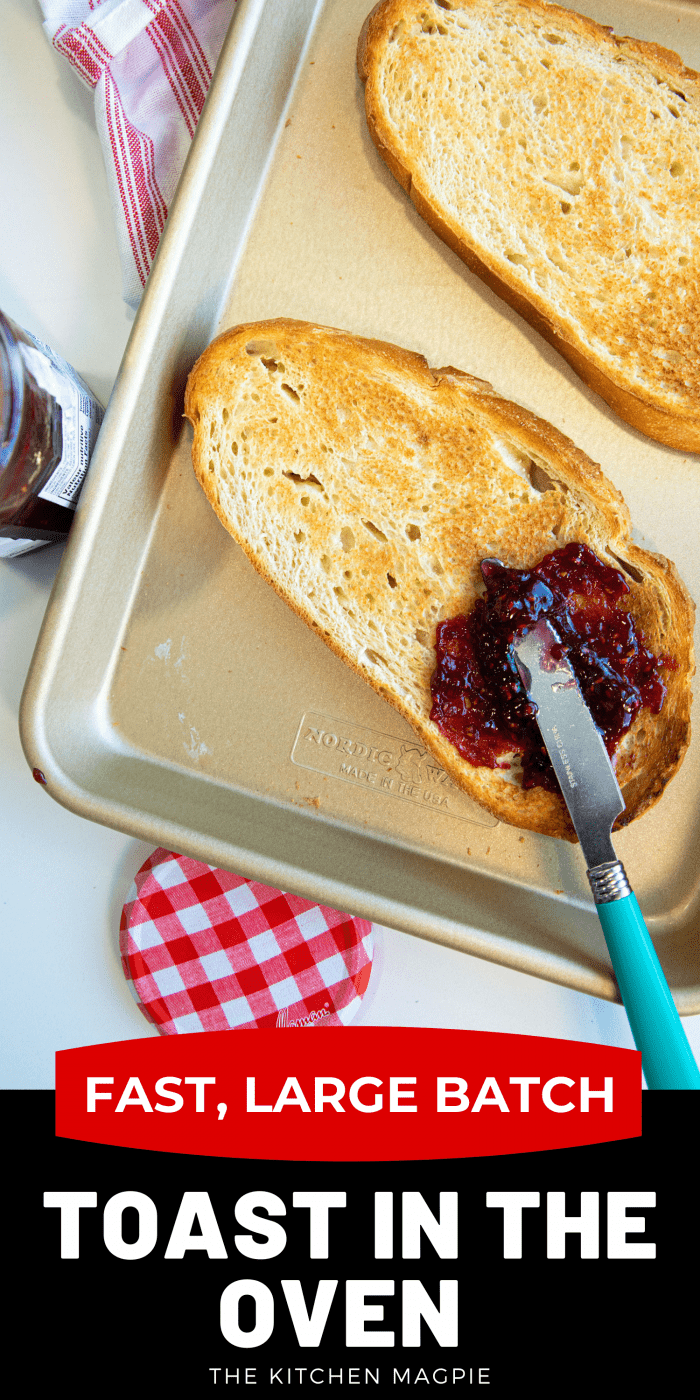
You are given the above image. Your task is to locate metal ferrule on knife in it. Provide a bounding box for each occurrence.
[587,860,632,905]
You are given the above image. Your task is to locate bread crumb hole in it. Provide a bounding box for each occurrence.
[670,160,684,177]
[406,523,421,541]
[284,471,324,491]
[232,441,238,456]
[263,467,273,476]
[499,110,510,127]
[320,555,331,574]
[363,519,389,543]
[530,461,559,492]
[415,628,429,646]
[294,530,304,543]
[431,559,444,576]
[387,573,397,589]
[365,649,387,667]
[245,338,278,357]
[281,383,300,402]
[609,552,644,583]
[340,526,355,551]
[506,251,528,264]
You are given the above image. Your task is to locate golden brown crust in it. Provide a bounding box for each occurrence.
[185,318,694,840]
[358,0,700,451]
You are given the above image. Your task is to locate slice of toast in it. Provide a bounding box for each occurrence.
[358,0,700,451]
[184,318,694,840]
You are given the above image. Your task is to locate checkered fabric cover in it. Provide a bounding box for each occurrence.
[120,849,374,1034]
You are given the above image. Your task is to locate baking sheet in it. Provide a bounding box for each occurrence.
[20,0,700,1008]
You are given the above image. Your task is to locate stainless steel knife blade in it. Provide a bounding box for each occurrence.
[512,618,624,868]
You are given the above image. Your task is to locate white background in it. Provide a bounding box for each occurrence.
[2,0,699,1087]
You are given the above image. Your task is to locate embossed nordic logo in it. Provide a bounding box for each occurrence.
[291,712,496,827]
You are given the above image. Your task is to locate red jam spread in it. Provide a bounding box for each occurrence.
[430,542,668,792]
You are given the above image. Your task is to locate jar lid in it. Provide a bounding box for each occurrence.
[120,849,374,1034]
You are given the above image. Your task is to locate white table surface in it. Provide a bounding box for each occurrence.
[2,0,699,1089]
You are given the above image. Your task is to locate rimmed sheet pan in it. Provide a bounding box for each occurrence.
[20,0,700,1009]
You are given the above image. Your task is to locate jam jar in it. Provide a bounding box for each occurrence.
[0,310,104,558]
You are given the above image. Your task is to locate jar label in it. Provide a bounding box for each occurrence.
[0,536,49,558]
[19,335,104,511]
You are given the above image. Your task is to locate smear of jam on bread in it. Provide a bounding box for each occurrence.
[430,543,669,792]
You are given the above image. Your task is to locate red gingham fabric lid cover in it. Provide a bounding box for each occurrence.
[120,849,374,1034]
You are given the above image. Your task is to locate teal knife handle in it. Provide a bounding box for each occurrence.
[596,893,700,1090]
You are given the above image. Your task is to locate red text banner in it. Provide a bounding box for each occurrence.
[56,1027,641,1158]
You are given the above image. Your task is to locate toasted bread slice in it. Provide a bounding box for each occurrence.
[358,0,700,451]
[184,319,694,840]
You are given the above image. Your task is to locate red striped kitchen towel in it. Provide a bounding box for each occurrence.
[40,0,234,306]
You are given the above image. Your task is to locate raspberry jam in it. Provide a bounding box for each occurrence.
[430,542,668,792]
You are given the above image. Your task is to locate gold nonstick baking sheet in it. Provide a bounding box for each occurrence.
[21,0,700,1009]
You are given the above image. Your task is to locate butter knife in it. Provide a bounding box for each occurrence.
[513,617,700,1090]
